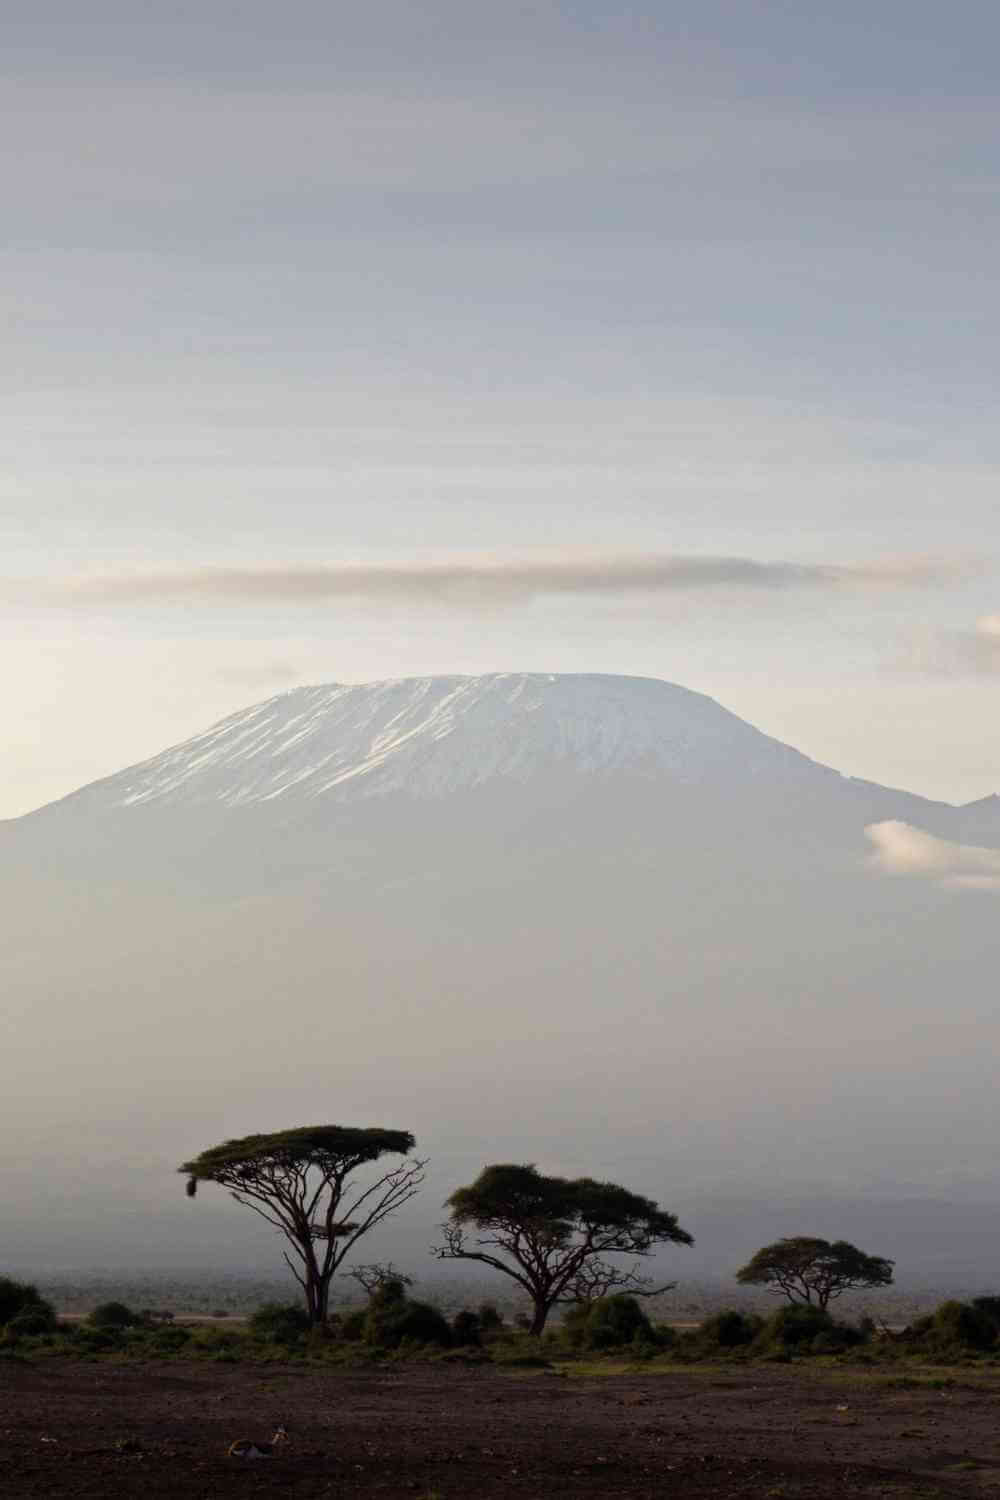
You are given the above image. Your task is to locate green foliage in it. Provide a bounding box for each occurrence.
[478,1302,504,1334]
[697,1309,764,1349]
[0,1277,54,1329]
[179,1124,417,1186]
[249,1302,312,1344]
[339,1307,366,1341]
[561,1294,655,1351]
[5,1309,57,1338]
[73,1324,126,1352]
[585,1294,654,1350]
[758,1303,836,1348]
[751,1303,864,1354]
[491,1333,551,1367]
[934,1300,995,1350]
[147,1324,192,1353]
[736,1237,894,1308]
[907,1299,1000,1354]
[363,1281,451,1349]
[451,1309,482,1346]
[88,1301,137,1328]
[971,1297,1000,1341]
[447,1164,690,1247]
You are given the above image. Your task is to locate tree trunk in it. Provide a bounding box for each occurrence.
[315,1274,332,1326]
[529,1301,551,1336]
[298,1235,326,1326]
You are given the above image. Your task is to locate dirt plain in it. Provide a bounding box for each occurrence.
[3,1357,1000,1499]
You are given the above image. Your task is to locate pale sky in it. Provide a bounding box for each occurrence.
[4,0,999,817]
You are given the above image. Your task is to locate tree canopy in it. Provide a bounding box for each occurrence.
[435,1163,692,1334]
[180,1124,424,1325]
[735,1236,894,1309]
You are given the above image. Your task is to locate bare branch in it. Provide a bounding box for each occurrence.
[344,1262,414,1296]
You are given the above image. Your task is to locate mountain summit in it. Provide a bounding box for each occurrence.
[56,672,841,813]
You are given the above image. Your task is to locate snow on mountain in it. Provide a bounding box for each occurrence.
[57,672,844,812]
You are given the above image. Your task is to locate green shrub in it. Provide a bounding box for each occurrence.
[340,1307,366,1341]
[6,1309,57,1338]
[698,1310,763,1349]
[148,1325,192,1353]
[0,1277,54,1329]
[248,1302,311,1344]
[89,1301,137,1329]
[189,1325,245,1357]
[478,1302,504,1335]
[452,1309,482,1346]
[562,1295,655,1351]
[757,1304,835,1349]
[74,1324,125,1352]
[754,1303,864,1354]
[971,1298,1000,1343]
[364,1284,451,1349]
[920,1300,997,1352]
[492,1335,550,1368]
[810,1330,846,1354]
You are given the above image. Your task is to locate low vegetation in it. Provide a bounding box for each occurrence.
[7,1278,1000,1373]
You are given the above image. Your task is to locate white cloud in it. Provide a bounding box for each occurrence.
[902,614,1000,676]
[865,820,1000,890]
[2,552,968,614]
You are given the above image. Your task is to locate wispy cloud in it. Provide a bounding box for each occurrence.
[901,614,1000,676]
[866,820,1000,890]
[6,552,968,612]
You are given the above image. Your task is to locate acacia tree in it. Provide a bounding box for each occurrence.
[735,1237,894,1310]
[434,1163,692,1334]
[345,1262,414,1297]
[180,1125,425,1326]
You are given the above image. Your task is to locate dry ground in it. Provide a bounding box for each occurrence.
[3,1357,1000,1499]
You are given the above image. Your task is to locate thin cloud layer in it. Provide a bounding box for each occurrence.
[866,820,1000,890]
[9,552,967,612]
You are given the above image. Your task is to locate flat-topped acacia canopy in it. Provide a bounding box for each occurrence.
[179,1124,423,1325]
[438,1163,692,1334]
[180,1125,416,1187]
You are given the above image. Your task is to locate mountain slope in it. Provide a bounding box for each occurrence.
[25,671,953,823]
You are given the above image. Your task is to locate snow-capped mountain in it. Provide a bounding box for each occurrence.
[47,672,850,813]
[4,671,1000,1282]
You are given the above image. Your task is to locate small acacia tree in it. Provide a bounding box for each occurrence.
[434,1163,692,1335]
[180,1125,425,1326]
[345,1262,414,1297]
[735,1236,894,1310]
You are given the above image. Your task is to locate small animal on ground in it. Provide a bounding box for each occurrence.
[227,1425,289,1458]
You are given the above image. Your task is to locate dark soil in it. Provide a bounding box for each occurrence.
[2,1357,999,1498]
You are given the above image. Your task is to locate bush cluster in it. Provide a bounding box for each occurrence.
[563,1294,660,1352]
[0,1277,56,1340]
[9,1268,1000,1369]
[904,1298,1000,1357]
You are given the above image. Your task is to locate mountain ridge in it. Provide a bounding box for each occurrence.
[11,670,971,822]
